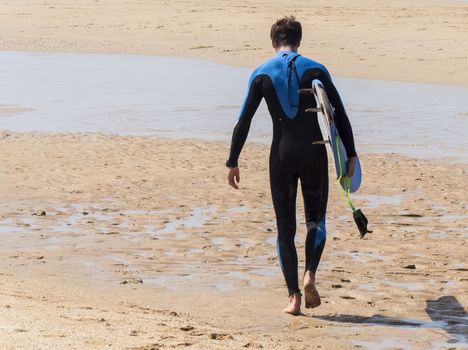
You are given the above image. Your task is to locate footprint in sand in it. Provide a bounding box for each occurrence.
[210,333,234,340]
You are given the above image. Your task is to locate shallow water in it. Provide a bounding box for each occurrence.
[157,207,215,235]
[0,51,467,162]
[353,194,402,209]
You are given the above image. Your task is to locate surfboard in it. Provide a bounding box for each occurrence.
[299,80,371,238]
[299,79,362,193]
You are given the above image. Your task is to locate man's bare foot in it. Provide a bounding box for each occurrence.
[283,292,301,316]
[304,271,321,308]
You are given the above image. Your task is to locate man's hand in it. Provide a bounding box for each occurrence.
[227,167,240,189]
[347,156,357,178]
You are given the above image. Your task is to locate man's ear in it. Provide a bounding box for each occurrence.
[272,40,276,49]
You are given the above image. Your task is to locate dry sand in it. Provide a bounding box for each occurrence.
[0,0,467,349]
[0,0,467,85]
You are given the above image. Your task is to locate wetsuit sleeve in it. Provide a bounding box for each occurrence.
[226,76,263,167]
[319,68,357,158]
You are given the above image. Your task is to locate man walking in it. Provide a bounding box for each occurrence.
[226,16,357,315]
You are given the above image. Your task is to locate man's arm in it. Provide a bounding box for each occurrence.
[226,75,263,189]
[226,75,263,168]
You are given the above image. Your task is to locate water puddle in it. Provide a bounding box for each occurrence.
[248,267,278,277]
[352,338,412,350]
[224,206,251,214]
[142,272,238,292]
[382,280,423,291]
[228,271,247,279]
[210,237,225,246]
[141,263,274,291]
[430,229,468,239]
[157,207,215,235]
[0,219,26,234]
[437,213,468,222]
[337,250,388,262]
[353,194,402,209]
[1,51,467,162]
[0,203,209,247]
[119,209,168,216]
[355,283,376,291]
[265,237,276,246]
[4,203,219,240]
[0,202,369,298]
[105,255,131,267]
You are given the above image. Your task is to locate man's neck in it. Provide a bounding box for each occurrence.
[275,46,298,53]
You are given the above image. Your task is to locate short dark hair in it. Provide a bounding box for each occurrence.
[270,16,302,47]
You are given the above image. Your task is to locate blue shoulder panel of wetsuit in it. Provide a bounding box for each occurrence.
[241,51,330,120]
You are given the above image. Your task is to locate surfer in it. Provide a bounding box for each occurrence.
[226,16,357,315]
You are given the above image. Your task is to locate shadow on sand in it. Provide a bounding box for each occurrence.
[315,296,467,344]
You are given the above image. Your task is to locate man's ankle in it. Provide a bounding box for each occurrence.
[304,270,316,282]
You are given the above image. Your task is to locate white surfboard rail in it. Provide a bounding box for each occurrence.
[299,79,362,193]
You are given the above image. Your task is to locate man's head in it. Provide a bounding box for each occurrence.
[270,16,302,51]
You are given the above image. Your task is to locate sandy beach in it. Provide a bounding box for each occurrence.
[0,0,467,349]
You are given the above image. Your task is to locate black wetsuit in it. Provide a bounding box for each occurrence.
[226,51,356,295]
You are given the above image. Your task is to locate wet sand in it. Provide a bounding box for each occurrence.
[0,132,467,349]
[0,0,467,86]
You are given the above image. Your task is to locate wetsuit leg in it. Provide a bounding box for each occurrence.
[270,154,301,296]
[300,147,329,273]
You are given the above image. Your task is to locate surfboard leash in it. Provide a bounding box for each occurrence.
[335,135,372,239]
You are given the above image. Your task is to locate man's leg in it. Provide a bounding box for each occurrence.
[300,152,328,308]
[269,165,301,314]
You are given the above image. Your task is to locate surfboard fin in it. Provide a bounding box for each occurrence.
[305,107,322,113]
[353,209,372,239]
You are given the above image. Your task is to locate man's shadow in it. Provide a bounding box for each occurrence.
[314,296,467,344]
